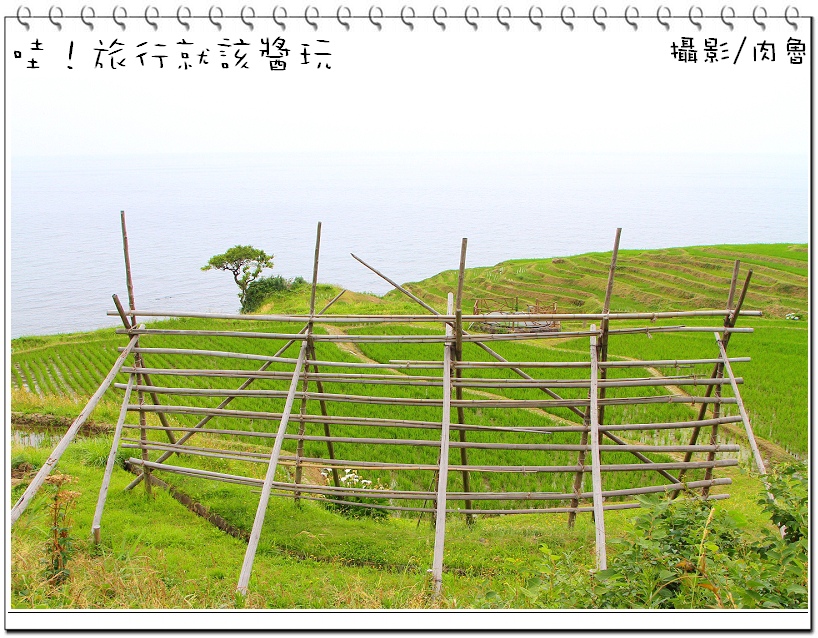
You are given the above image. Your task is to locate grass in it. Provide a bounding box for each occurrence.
[10,439,776,609]
[9,242,807,609]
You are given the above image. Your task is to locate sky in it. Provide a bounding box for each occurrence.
[4,1,811,159]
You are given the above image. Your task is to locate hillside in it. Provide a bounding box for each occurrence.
[397,243,808,318]
[10,243,808,611]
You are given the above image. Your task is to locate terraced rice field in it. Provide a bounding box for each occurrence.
[10,243,807,523]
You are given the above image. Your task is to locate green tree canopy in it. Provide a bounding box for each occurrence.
[202,245,274,309]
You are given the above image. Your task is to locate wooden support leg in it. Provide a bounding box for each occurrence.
[93,374,136,543]
[431,294,455,598]
[237,342,308,595]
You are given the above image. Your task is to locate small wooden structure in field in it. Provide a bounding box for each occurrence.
[11,217,768,598]
[471,298,561,333]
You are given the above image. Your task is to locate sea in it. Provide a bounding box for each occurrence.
[9,151,808,339]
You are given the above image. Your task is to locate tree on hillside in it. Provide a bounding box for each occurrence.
[202,245,274,310]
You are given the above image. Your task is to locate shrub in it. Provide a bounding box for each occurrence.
[594,493,743,609]
[242,276,303,313]
[733,462,808,608]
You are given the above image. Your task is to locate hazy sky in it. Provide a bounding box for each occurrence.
[6,2,810,158]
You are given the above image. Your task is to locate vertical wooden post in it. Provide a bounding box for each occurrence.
[568,228,620,528]
[92,374,135,543]
[294,222,322,501]
[122,210,157,493]
[120,211,137,314]
[139,372,151,495]
[454,238,474,525]
[431,294,454,597]
[679,266,751,481]
[702,261,739,497]
[588,325,607,571]
[112,294,176,445]
[237,341,309,595]
[308,343,341,489]
[293,366,309,504]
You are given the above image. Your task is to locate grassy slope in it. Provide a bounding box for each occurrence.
[10,243,807,609]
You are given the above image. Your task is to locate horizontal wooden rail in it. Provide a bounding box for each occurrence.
[128,459,731,500]
[448,357,751,369]
[123,346,751,373]
[116,383,738,409]
[124,411,743,436]
[116,325,752,343]
[121,346,446,369]
[119,366,742,390]
[121,440,739,474]
[109,308,762,322]
[123,429,739,452]
[260,492,728,516]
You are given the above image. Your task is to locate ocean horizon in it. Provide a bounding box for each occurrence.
[10,151,808,339]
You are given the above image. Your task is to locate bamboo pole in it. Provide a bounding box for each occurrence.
[308,342,341,489]
[701,383,722,498]
[293,361,309,504]
[294,222,322,503]
[715,332,766,475]
[431,294,455,596]
[449,357,752,369]
[139,371,151,495]
[121,441,738,474]
[116,325,752,342]
[118,383,738,409]
[595,228,621,440]
[700,263,739,497]
[679,268,752,477]
[588,326,607,569]
[120,211,137,316]
[107,308,762,322]
[237,340,308,596]
[113,294,177,445]
[260,492,727,516]
[125,410,743,436]
[350,253,439,314]
[11,332,141,525]
[121,212,152,493]
[121,426,738,452]
[124,347,443,369]
[125,438,740,472]
[92,374,136,543]
[122,291,346,491]
[571,230,620,528]
[128,457,732,501]
[116,366,741,389]
[453,239,473,524]
[119,366,446,383]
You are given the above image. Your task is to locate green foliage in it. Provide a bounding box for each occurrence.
[735,462,809,609]
[202,245,274,307]
[758,462,807,542]
[241,275,305,314]
[593,471,808,609]
[595,494,742,608]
